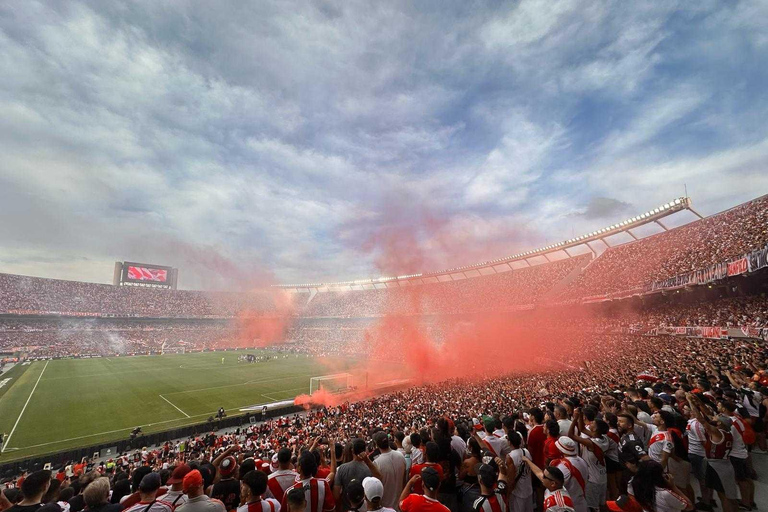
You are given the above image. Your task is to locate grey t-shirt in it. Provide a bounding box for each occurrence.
[335,461,372,510]
[374,450,407,509]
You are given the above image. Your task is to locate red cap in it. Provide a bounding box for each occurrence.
[167,463,191,484]
[219,456,237,477]
[182,470,203,493]
[607,495,643,512]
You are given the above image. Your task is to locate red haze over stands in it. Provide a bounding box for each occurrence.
[0,194,767,360]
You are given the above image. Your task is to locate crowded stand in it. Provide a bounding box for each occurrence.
[562,195,768,300]
[303,255,590,318]
[0,274,290,318]
[0,319,237,358]
[2,332,766,512]
[2,194,768,512]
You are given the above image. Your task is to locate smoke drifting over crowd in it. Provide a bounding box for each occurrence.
[219,201,606,408]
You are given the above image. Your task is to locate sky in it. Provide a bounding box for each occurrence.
[1,1,768,290]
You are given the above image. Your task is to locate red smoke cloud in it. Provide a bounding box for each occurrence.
[293,193,606,408]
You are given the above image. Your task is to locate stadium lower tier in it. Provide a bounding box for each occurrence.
[0,329,766,512]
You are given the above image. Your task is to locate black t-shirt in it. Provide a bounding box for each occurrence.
[68,494,86,512]
[7,504,44,512]
[211,478,240,511]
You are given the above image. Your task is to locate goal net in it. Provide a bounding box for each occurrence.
[309,373,354,395]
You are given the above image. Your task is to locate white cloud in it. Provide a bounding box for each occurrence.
[0,1,767,286]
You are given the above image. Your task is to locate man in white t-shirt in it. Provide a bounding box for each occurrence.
[568,411,608,512]
[505,431,533,512]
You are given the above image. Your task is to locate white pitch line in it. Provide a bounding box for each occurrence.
[159,394,190,418]
[2,360,49,453]
[12,401,276,452]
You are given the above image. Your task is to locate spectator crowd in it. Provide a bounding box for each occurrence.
[3,331,767,512]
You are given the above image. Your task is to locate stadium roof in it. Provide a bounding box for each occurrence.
[274,196,697,290]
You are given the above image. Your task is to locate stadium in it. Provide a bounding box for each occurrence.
[3,3,768,512]
[1,191,768,510]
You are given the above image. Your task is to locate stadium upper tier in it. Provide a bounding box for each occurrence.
[0,194,766,319]
[560,193,768,300]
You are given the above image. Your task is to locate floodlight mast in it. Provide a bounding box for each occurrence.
[274,196,694,292]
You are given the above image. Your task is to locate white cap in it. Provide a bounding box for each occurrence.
[362,477,384,501]
[555,436,578,456]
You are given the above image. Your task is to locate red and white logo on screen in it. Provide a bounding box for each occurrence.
[127,266,168,282]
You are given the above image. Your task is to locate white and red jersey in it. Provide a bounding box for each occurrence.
[650,488,689,512]
[543,488,575,512]
[481,433,508,458]
[647,428,674,463]
[704,429,733,460]
[579,435,608,484]
[266,469,299,503]
[605,431,620,463]
[686,419,707,457]
[472,480,508,512]
[729,416,748,459]
[282,478,335,512]
[551,457,587,512]
[237,499,281,512]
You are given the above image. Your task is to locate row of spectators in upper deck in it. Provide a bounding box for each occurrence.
[302,255,590,318]
[0,273,298,317]
[559,195,768,299]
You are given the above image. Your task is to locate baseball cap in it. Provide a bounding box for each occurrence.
[619,441,646,464]
[219,456,237,477]
[346,480,365,507]
[607,495,644,512]
[421,466,440,492]
[167,464,191,484]
[362,477,384,501]
[139,472,162,492]
[182,470,203,493]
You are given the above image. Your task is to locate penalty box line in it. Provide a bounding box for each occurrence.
[158,394,190,418]
[2,360,49,453]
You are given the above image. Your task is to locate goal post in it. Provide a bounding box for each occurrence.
[309,373,354,395]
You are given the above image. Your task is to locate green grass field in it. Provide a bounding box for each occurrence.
[0,351,353,463]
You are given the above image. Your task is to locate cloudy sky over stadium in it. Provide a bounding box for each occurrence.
[1,1,768,289]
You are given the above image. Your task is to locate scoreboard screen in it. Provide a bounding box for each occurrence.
[119,262,175,287]
[127,266,168,282]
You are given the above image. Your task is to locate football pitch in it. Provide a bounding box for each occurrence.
[0,351,353,463]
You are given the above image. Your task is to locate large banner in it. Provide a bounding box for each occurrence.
[646,241,768,294]
[747,244,768,273]
[727,257,749,276]
[656,325,766,340]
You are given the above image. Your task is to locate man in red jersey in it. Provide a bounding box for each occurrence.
[399,468,449,512]
[527,408,547,512]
